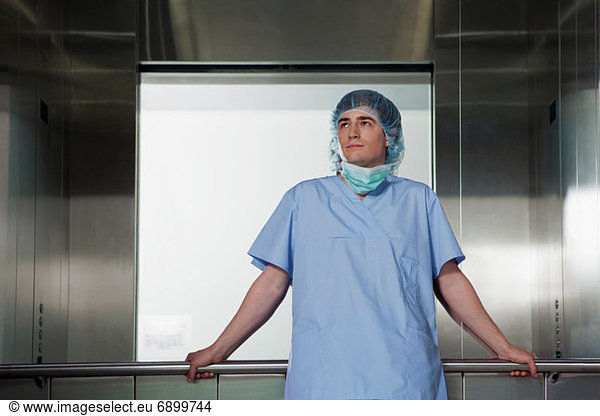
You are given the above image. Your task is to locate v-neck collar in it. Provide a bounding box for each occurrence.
[332,174,389,206]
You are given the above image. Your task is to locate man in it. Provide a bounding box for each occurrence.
[186,89,537,399]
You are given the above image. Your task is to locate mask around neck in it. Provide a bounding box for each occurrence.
[340,161,397,195]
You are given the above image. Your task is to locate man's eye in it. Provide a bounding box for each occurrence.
[362,121,372,126]
[340,123,348,128]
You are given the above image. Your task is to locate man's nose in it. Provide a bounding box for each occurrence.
[348,123,360,138]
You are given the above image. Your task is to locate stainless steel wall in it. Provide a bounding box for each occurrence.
[139,0,433,62]
[530,0,600,358]
[436,0,600,362]
[434,0,533,358]
[560,0,600,359]
[0,0,34,364]
[0,0,70,364]
[0,0,137,364]
[433,0,462,358]
[64,0,137,362]
[529,0,562,360]
[34,0,70,364]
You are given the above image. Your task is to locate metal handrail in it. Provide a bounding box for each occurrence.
[2,359,600,378]
[442,359,600,373]
[0,361,287,378]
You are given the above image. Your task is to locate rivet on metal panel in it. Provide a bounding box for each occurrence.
[39,303,44,313]
[554,299,559,309]
[556,339,560,347]
[38,343,42,353]
[549,372,560,383]
[555,312,560,322]
[555,326,560,334]
[39,317,43,326]
[38,330,43,340]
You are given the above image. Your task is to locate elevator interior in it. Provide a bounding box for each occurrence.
[1,0,600,399]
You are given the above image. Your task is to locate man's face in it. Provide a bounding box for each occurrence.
[337,110,388,168]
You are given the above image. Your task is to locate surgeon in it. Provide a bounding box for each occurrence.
[185,89,538,399]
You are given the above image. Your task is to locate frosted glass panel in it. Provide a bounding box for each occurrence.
[137,72,432,361]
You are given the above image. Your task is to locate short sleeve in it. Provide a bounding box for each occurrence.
[426,189,465,278]
[247,191,297,282]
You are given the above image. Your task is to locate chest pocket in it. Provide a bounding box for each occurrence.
[394,254,420,307]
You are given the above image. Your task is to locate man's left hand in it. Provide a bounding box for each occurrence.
[498,345,538,378]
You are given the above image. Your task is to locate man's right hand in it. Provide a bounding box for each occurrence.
[185,348,217,382]
[184,264,290,383]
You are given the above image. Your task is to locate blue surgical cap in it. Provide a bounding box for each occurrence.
[329,89,405,174]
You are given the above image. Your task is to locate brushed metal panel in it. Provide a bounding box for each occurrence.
[444,373,462,400]
[528,0,561,359]
[559,0,583,360]
[554,0,600,360]
[51,376,133,400]
[1,0,138,365]
[34,0,69,364]
[565,0,600,358]
[0,0,19,364]
[0,2,19,76]
[462,0,528,32]
[0,89,14,362]
[67,1,135,78]
[460,0,532,358]
[65,0,137,362]
[1,0,68,366]
[219,375,285,400]
[136,375,217,400]
[547,374,600,400]
[0,379,49,400]
[14,0,38,364]
[464,373,544,400]
[433,0,462,359]
[140,0,433,62]
[68,196,135,362]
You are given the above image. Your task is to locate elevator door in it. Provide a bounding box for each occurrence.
[137,71,432,361]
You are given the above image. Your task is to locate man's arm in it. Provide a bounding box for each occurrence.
[185,263,290,382]
[434,260,538,377]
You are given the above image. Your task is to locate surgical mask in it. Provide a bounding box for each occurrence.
[341,161,397,195]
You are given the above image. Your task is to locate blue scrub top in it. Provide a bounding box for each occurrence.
[248,175,465,399]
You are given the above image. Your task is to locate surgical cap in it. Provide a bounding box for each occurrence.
[329,89,405,174]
